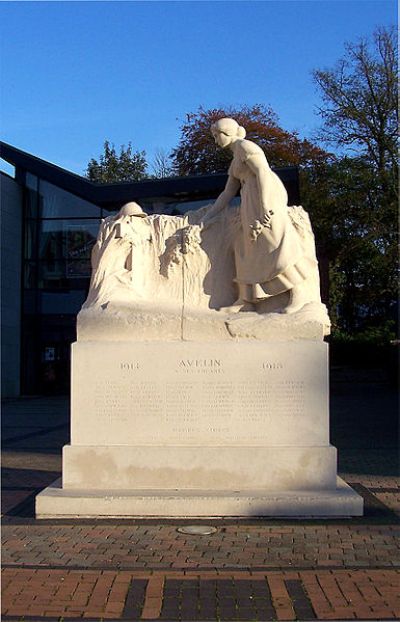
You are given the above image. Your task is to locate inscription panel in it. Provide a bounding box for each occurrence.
[72,341,328,446]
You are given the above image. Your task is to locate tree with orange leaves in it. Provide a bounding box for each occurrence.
[171,104,328,176]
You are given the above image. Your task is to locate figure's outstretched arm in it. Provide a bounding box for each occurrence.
[202,175,240,224]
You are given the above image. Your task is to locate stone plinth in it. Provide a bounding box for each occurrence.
[36,339,363,518]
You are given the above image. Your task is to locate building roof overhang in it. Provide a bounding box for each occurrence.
[0,141,300,209]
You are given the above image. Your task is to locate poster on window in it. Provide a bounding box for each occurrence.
[65,224,96,278]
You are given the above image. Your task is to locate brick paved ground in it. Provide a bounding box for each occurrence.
[2,368,399,621]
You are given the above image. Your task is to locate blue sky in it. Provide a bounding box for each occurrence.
[0,0,397,177]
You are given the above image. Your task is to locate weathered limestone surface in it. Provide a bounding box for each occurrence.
[70,341,329,448]
[77,302,329,342]
[37,477,362,519]
[62,446,338,491]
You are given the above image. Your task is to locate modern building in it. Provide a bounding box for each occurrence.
[1,141,302,397]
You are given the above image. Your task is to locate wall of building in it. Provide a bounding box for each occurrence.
[1,172,23,397]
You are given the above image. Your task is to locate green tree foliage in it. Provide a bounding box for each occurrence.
[314,27,397,181]
[311,26,398,335]
[86,140,148,183]
[171,104,328,176]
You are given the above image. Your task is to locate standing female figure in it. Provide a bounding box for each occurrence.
[205,118,318,313]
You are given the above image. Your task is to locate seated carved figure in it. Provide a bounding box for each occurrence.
[84,202,151,308]
[205,118,320,314]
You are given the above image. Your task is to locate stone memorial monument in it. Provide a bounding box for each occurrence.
[37,119,363,517]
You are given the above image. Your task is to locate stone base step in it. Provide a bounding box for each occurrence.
[36,477,363,519]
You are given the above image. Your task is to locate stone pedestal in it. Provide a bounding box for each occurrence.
[36,339,363,518]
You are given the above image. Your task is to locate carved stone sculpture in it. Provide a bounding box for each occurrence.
[207,117,320,314]
[79,133,330,341]
[36,122,363,519]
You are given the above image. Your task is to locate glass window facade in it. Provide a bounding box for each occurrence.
[144,197,215,215]
[39,180,103,218]
[22,178,102,394]
[140,196,240,216]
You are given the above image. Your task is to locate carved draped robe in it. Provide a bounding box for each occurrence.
[229,140,317,302]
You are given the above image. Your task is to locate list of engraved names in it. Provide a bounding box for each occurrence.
[93,355,307,439]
